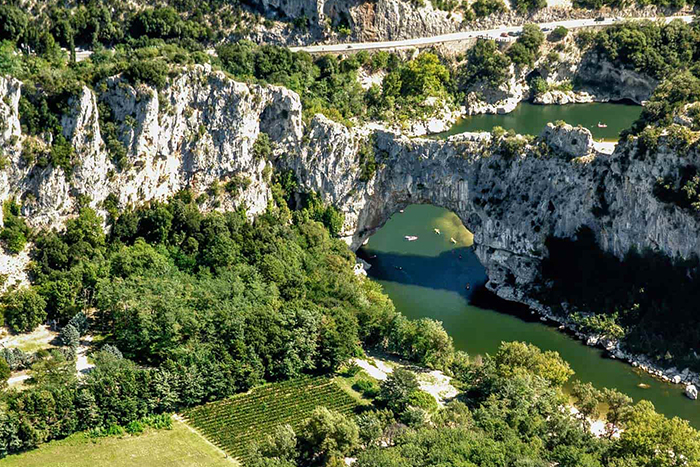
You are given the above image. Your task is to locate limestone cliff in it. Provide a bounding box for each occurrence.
[285,116,700,309]
[0,65,302,230]
[465,41,658,116]
[2,66,699,325]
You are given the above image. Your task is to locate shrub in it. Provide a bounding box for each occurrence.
[378,368,420,413]
[471,0,506,17]
[124,59,169,89]
[530,76,549,96]
[301,193,345,237]
[571,312,626,340]
[342,363,361,377]
[68,311,89,335]
[407,390,438,413]
[2,288,47,333]
[0,6,28,43]
[48,134,75,175]
[358,138,377,182]
[297,407,359,463]
[353,378,380,398]
[125,420,145,435]
[130,7,183,40]
[494,341,574,387]
[1,199,30,254]
[459,40,511,88]
[252,132,272,160]
[59,324,81,348]
[511,0,546,13]
[549,26,569,42]
[142,413,172,430]
[101,344,124,359]
[0,359,10,388]
[224,175,252,197]
[0,348,34,370]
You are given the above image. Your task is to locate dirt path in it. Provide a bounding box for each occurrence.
[0,325,56,352]
[352,355,459,406]
[75,335,95,377]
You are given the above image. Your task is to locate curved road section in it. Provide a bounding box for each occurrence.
[290,15,695,53]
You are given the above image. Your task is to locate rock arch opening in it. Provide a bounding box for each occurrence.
[357,204,486,298]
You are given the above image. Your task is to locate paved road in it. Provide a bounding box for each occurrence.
[74,14,694,62]
[290,15,695,53]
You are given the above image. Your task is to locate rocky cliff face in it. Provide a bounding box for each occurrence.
[284,116,700,305]
[466,45,658,116]
[0,65,302,230]
[252,0,674,44]
[2,67,699,312]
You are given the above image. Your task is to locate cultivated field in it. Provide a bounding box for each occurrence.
[183,376,359,462]
[0,419,235,467]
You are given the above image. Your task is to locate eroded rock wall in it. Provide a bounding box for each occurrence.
[285,118,700,303]
[0,65,302,230]
[2,67,699,309]
[252,0,678,44]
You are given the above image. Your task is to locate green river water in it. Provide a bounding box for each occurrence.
[359,103,700,427]
[441,102,643,141]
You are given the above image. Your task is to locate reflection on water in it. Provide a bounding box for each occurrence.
[360,204,700,427]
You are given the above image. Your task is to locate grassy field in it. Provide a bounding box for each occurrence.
[183,376,359,462]
[0,419,236,467]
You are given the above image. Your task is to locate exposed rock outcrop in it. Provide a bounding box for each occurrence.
[0,65,303,231]
[251,0,679,44]
[466,43,658,116]
[284,118,700,310]
[3,66,700,385]
[3,67,699,298]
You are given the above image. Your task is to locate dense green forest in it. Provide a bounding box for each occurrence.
[2,189,700,465]
[0,182,459,456]
[2,3,700,463]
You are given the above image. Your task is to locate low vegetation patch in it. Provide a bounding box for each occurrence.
[0,419,231,467]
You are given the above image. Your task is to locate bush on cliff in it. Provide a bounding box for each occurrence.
[459,39,512,88]
[592,20,700,80]
[472,0,507,16]
[0,199,30,255]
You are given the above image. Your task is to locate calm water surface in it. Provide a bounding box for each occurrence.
[360,205,700,427]
[441,102,643,141]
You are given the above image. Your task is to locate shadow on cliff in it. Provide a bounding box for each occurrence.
[356,246,539,322]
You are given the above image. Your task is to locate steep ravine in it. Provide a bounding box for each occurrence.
[1,67,699,384]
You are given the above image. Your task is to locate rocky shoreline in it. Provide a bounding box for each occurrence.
[503,290,700,400]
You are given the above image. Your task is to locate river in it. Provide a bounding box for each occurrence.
[440,102,643,141]
[359,102,700,427]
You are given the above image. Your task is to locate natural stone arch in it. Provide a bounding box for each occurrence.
[285,116,700,306]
